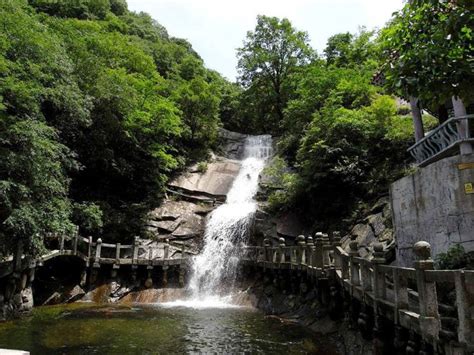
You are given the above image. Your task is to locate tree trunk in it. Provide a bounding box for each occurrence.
[410,96,425,142]
[452,96,472,155]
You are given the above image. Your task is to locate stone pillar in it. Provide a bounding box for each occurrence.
[278,237,286,263]
[410,96,425,142]
[163,239,170,259]
[93,238,102,268]
[372,243,387,355]
[263,238,271,263]
[161,266,168,288]
[454,270,474,347]
[322,233,331,267]
[296,235,306,264]
[132,236,140,264]
[314,233,324,268]
[178,267,185,288]
[145,269,153,289]
[452,96,473,155]
[349,241,360,286]
[413,241,440,343]
[80,268,87,288]
[306,236,314,267]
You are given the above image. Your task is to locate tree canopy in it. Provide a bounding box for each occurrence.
[0,0,229,255]
[237,16,313,134]
[379,0,473,106]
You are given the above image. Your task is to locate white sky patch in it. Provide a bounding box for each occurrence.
[127,0,405,81]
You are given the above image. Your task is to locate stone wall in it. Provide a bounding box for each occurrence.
[390,153,474,266]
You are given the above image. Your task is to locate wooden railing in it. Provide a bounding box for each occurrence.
[240,234,474,353]
[408,114,474,166]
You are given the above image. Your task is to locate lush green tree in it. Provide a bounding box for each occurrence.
[237,15,313,134]
[379,0,473,106]
[0,118,75,256]
[174,77,220,146]
[0,0,229,250]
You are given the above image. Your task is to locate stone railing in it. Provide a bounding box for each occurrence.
[241,234,474,354]
[0,233,192,280]
[408,114,474,167]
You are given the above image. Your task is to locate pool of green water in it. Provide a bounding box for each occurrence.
[0,303,337,354]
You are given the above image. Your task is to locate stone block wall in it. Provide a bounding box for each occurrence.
[390,153,474,266]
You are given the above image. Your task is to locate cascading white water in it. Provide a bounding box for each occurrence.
[162,135,272,308]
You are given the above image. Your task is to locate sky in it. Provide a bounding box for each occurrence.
[127,0,405,81]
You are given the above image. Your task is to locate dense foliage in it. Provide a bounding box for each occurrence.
[0,0,228,254]
[2,0,468,254]
[379,0,473,107]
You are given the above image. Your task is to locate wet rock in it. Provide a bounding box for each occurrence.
[43,291,62,305]
[370,196,390,214]
[217,128,247,159]
[276,212,306,239]
[169,159,241,199]
[367,213,385,236]
[20,287,33,312]
[65,285,86,303]
[350,224,375,247]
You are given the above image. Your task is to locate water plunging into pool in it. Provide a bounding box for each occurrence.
[163,135,272,308]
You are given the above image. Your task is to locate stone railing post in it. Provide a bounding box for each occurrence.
[163,239,170,259]
[372,243,387,300]
[278,237,286,264]
[413,241,440,341]
[454,270,474,347]
[306,236,314,267]
[452,96,473,155]
[60,234,65,253]
[73,226,79,255]
[93,238,102,268]
[322,233,331,267]
[314,233,324,268]
[296,235,306,264]
[115,243,121,263]
[349,241,360,286]
[263,238,271,262]
[332,231,342,269]
[132,236,140,264]
[86,236,92,267]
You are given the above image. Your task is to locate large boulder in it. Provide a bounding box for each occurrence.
[168,158,241,200]
[217,128,247,159]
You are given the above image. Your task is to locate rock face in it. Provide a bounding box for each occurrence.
[168,158,241,200]
[341,196,395,261]
[216,128,247,159]
[146,129,248,254]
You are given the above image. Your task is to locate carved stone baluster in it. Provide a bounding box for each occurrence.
[413,241,440,343]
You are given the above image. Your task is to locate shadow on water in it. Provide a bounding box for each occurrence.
[0,303,338,354]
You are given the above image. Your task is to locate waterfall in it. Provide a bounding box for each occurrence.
[163,135,272,308]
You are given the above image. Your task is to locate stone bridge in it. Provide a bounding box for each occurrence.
[240,233,474,355]
[0,233,192,308]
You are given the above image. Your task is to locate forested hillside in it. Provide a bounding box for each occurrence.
[0,0,231,254]
[1,0,471,255]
